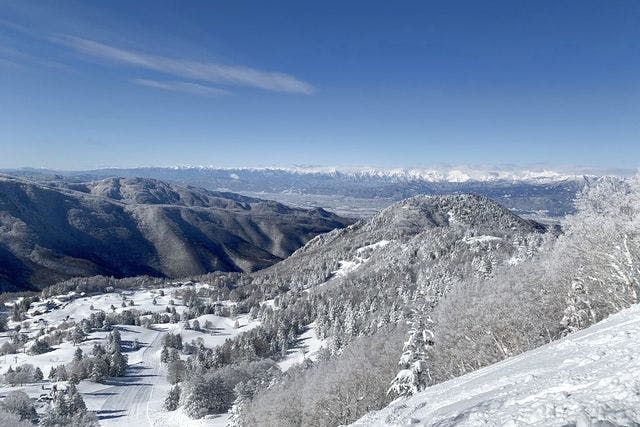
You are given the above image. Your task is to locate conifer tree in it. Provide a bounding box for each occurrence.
[90,357,109,383]
[388,316,434,396]
[163,385,181,411]
[33,366,43,381]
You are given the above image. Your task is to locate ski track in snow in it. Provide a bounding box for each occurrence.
[0,286,261,426]
[95,331,164,425]
[353,304,640,426]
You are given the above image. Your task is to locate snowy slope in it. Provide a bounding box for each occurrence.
[277,322,327,371]
[353,304,640,426]
[0,284,261,426]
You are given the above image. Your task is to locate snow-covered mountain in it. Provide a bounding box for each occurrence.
[254,194,546,292]
[0,175,352,292]
[2,166,603,219]
[0,173,637,425]
[9,164,614,184]
[163,165,626,183]
[1,177,639,427]
[353,303,640,426]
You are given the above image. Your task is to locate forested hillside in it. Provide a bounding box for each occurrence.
[0,175,352,292]
[354,302,640,426]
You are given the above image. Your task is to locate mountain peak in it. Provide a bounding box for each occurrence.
[362,194,545,237]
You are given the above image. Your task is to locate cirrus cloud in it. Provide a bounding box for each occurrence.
[55,35,315,95]
[130,78,230,97]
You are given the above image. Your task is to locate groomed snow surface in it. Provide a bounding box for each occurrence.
[354,304,640,426]
[0,283,330,426]
[0,285,262,426]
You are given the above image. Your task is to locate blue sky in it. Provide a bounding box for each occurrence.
[1,1,639,170]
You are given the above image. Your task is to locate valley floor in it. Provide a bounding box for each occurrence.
[354,304,640,426]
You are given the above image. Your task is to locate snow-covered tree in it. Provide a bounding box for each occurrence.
[228,381,254,427]
[71,325,87,345]
[33,367,43,381]
[92,344,106,357]
[0,391,36,422]
[108,349,127,377]
[74,347,84,363]
[5,365,35,386]
[558,176,640,333]
[163,385,181,411]
[108,329,122,347]
[40,382,96,426]
[56,365,68,381]
[343,305,356,339]
[167,359,186,384]
[90,357,109,383]
[104,330,128,377]
[160,345,169,363]
[66,383,86,413]
[181,373,233,419]
[29,339,52,355]
[388,316,434,396]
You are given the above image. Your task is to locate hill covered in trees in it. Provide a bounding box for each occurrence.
[0,175,352,292]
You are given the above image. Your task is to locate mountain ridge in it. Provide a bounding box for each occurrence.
[1,166,597,219]
[0,175,352,292]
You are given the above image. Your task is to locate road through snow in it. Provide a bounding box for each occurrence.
[86,330,167,426]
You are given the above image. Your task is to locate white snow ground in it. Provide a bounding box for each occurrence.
[277,322,326,371]
[462,235,503,245]
[353,304,640,426]
[0,285,260,426]
[331,240,392,278]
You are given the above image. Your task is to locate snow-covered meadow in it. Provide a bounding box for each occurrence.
[0,282,323,425]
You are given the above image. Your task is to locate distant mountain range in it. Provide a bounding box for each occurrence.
[2,166,612,219]
[0,175,352,292]
[6,164,627,183]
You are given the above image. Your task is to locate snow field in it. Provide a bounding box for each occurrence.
[331,240,393,278]
[353,304,640,426]
[1,282,329,425]
[0,284,268,426]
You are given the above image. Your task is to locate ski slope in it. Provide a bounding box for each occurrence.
[0,284,261,426]
[354,304,640,426]
[81,330,165,426]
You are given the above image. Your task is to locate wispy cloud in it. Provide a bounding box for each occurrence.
[0,43,72,72]
[55,35,315,95]
[0,57,22,69]
[131,78,230,97]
